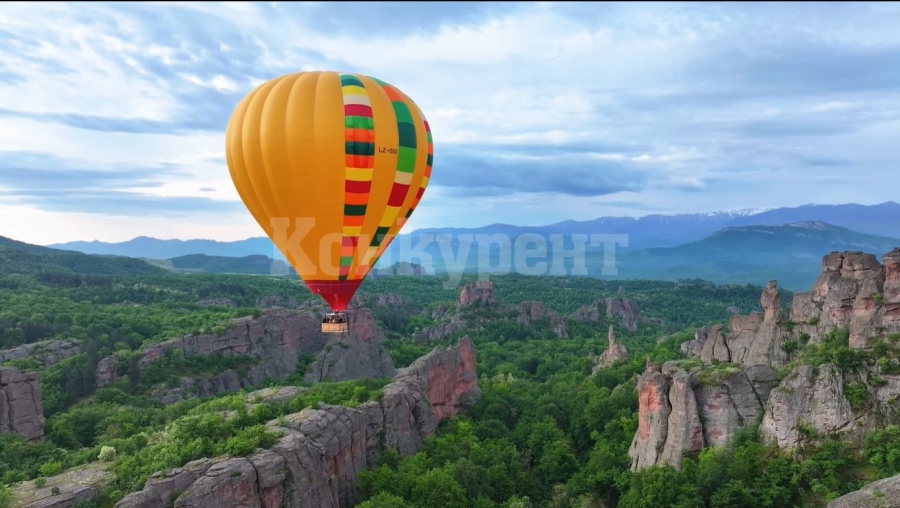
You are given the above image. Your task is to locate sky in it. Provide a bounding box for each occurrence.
[2,1,900,245]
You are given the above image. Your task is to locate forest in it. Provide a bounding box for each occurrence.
[1,267,898,508]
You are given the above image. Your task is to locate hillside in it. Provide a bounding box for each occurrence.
[46,201,900,258]
[0,236,165,277]
[1,248,900,508]
[162,254,295,275]
[605,221,900,290]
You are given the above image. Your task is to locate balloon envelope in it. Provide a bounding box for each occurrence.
[225,71,433,311]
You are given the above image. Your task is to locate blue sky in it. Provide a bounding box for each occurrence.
[1,2,900,244]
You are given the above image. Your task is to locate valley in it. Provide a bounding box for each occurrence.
[1,234,900,507]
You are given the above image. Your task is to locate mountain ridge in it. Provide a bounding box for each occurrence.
[46,201,900,260]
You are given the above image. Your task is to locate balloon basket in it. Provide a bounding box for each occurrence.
[322,312,349,333]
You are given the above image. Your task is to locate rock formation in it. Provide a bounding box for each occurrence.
[370,262,426,278]
[9,463,112,508]
[99,306,395,404]
[759,364,854,449]
[628,360,770,470]
[114,338,481,508]
[303,306,396,383]
[416,281,570,342]
[0,366,45,441]
[0,339,81,368]
[789,250,900,348]
[591,325,629,374]
[374,294,404,307]
[827,471,900,508]
[457,280,496,306]
[517,302,569,338]
[570,297,652,331]
[631,249,900,470]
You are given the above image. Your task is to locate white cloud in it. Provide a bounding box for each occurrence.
[0,1,899,245]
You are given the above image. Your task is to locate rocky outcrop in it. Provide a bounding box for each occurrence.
[114,338,480,508]
[884,249,900,331]
[789,250,900,348]
[412,318,467,344]
[604,297,642,331]
[101,306,395,404]
[517,302,568,338]
[150,372,245,406]
[303,307,396,383]
[628,360,770,470]
[761,280,781,321]
[680,326,713,358]
[0,367,45,441]
[374,294,403,307]
[370,262,426,278]
[760,363,855,450]
[591,326,629,374]
[570,297,652,331]
[629,361,671,470]
[827,472,900,508]
[0,339,81,368]
[633,277,793,469]
[633,249,900,470]
[94,357,117,388]
[457,280,496,306]
[676,281,791,370]
[10,463,112,508]
[418,281,571,342]
[255,295,300,309]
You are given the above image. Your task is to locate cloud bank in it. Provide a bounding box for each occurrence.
[1,1,899,243]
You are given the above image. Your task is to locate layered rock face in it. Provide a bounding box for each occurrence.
[100,306,395,403]
[630,249,900,471]
[628,360,771,470]
[0,366,45,441]
[114,338,481,508]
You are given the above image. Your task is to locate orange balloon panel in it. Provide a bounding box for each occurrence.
[225,71,433,311]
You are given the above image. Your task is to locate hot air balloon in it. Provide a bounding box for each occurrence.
[225,71,433,333]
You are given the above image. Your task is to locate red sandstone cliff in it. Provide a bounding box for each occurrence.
[113,338,481,508]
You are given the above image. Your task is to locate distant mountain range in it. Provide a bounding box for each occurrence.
[48,201,900,262]
[602,221,900,290]
[9,201,895,291]
[0,235,165,277]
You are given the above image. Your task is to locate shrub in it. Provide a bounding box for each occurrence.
[39,462,62,477]
[0,485,11,508]
[98,446,117,462]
